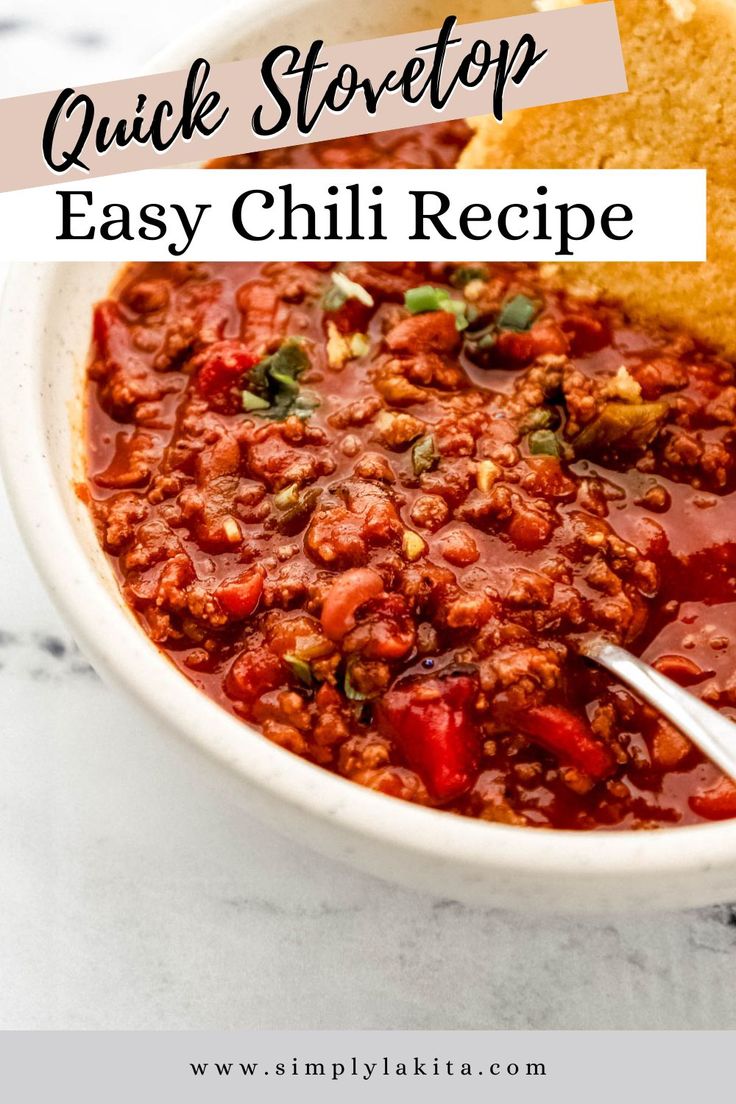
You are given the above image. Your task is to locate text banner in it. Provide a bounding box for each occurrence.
[0,1031,733,1104]
[0,5,626,192]
[0,169,706,262]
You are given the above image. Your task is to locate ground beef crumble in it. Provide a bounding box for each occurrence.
[84,258,736,830]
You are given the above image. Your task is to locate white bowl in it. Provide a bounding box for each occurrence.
[3,0,736,913]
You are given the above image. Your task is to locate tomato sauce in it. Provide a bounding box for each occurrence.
[83,124,736,830]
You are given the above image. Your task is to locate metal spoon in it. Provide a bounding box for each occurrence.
[579,634,736,783]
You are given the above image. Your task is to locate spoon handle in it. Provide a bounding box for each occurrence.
[581,637,736,783]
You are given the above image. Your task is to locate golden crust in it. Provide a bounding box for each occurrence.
[459,0,736,353]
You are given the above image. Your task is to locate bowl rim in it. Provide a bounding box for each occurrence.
[2,0,736,901]
[4,259,736,895]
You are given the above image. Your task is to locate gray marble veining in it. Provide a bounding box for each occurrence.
[1,0,735,1031]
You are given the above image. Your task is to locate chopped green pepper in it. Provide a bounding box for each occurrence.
[529,429,561,457]
[522,408,554,433]
[283,653,314,688]
[322,284,346,313]
[442,298,469,331]
[343,659,377,702]
[268,363,301,395]
[273,483,300,511]
[573,401,669,454]
[404,285,468,331]
[275,486,322,534]
[243,338,317,421]
[476,331,498,350]
[405,285,447,314]
[289,390,320,418]
[497,294,538,332]
[450,265,489,288]
[241,390,271,412]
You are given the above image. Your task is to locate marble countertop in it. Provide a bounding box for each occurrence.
[1,0,736,1031]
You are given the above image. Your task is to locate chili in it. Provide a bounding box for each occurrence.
[82,124,736,830]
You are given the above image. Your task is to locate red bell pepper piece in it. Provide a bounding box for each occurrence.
[376,671,480,802]
[689,777,736,821]
[516,704,614,781]
[195,340,258,412]
[215,567,265,619]
[93,300,138,368]
[93,301,116,349]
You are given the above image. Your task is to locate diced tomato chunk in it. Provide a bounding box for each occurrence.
[225,638,283,704]
[507,508,552,550]
[376,671,480,802]
[93,301,116,349]
[327,297,372,335]
[689,777,736,821]
[516,705,614,780]
[215,567,265,619]
[522,456,575,500]
[386,310,460,355]
[93,300,135,367]
[194,340,258,412]
[316,682,342,710]
[495,320,568,364]
[494,329,536,363]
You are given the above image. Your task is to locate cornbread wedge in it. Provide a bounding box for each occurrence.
[460,0,736,354]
